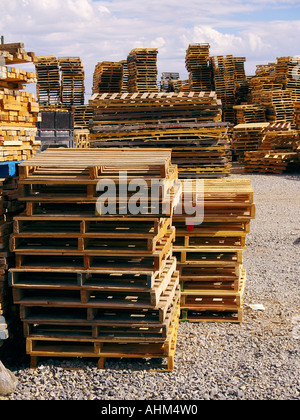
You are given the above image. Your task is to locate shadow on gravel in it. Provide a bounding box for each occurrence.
[293,237,300,245]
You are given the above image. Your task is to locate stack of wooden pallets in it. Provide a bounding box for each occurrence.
[0,44,41,162]
[210,55,237,123]
[88,123,232,179]
[87,92,230,178]
[88,91,222,126]
[232,122,270,162]
[72,105,94,129]
[59,57,85,109]
[185,44,213,92]
[127,49,159,93]
[120,60,129,93]
[173,178,255,323]
[34,56,61,107]
[258,90,295,123]
[233,104,266,124]
[0,176,24,344]
[9,148,182,371]
[244,124,300,174]
[294,102,300,130]
[92,62,124,94]
[244,150,300,174]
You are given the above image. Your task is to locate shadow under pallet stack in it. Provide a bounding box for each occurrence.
[173,179,255,323]
[9,148,182,371]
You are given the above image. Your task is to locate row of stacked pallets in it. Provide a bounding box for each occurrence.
[8,148,182,371]
[5,147,256,368]
[34,55,85,110]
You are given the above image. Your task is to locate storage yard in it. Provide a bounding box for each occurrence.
[0,39,299,401]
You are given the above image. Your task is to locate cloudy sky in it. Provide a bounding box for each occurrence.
[1,0,300,101]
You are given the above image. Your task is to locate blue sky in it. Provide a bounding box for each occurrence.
[1,0,300,101]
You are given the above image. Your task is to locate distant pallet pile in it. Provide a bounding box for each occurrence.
[120,60,129,92]
[72,105,93,129]
[34,56,61,107]
[9,148,182,370]
[92,61,124,94]
[88,91,222,125]
[244,151,300,174]
[210,55,239,124]
[169,79,190,93]
[258,90,295,123]
[127,48,159,93]
[59,57,85,109]
[276,56,300,102]
[244,124,300,174]
[185,44,213,92]
[232,122,271,162]
[88,91,230,178]
[294,102,300,130]
[89,124,232,179]
[173,178,255,323]
[233,104,266,124]
[0,43,41,162]
[160,72,180,93]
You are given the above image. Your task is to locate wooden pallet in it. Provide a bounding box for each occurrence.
[26,302,180,371]
[174,178,255,222]
[180,270,246,324]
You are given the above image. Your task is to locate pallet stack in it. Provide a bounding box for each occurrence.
[0,176,24,344]
[72,105,94,129]
[87,91,230,178]
[9,148,182,371]
[88,91,222,126]
[92,62,124,94]
[89,123,232,179]
[173,178,255,323]
[294,102,300,130]
[233,104,266,124]
[185,44,213,92]
[210,55,237,123]
[244,124,300,174]
[0,45,40,162]
[59,57,85,109]
[258,90,295,123]
[232,122,270,162]
[127,48,159,93]
[120,60,129,93]
[34,56,61,107]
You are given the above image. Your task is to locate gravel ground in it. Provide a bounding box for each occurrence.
[1,170,299,401]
